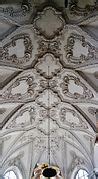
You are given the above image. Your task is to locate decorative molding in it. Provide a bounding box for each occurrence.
[6,106,36,129]
[0,2,32,18]
[35,53,62,78]
[2,75,37,101]
[33,7,64,39]
[1,33,33,67]
[66,33,95,64]
[84,135,94,154]
[68,152,85,173]
[0,136,11,156]
[20,134,46,152]
[88,107,96,116]
[36,89,60,108]
[38,38,61,56]
[60,107,88,129]
[0,4,96,177]
[0,108,6,114]
[60,74,93,99]
[8,152,24,166]
[69,0,96,16]
[40,79,57,90]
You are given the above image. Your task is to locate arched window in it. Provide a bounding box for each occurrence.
[3,167,22,179]
[4,170,17,179]
[75,169,88,179]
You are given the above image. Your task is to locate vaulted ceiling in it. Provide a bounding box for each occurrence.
[0,0,98,178]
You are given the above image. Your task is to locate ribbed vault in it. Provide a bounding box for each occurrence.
[0,1,97,179]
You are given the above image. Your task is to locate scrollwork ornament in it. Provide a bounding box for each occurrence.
[60,107,88,129]
[88,107,96,116]
[2,75,36,101]
[69,0,96,16]
[38,39,61,56]
[0,1,32,17]
[6,106,36,129]
[61,75,94,99]
[2,34,33,67]
[65,33,95,64]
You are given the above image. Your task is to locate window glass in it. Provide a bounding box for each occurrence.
[4,171,17,179]
[75,169,88,179]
